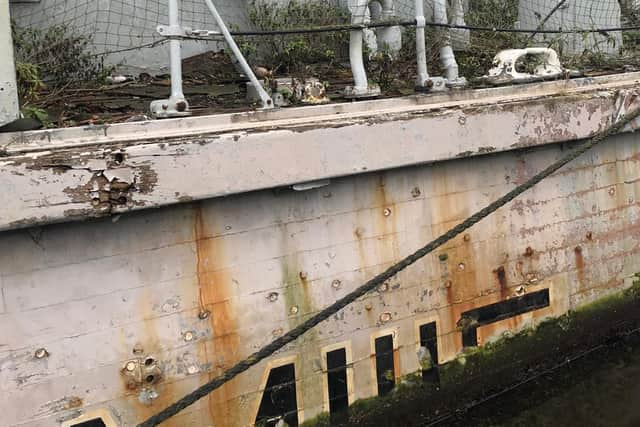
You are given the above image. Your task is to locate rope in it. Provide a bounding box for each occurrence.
[225,20,640,38]
[138,99,640,427]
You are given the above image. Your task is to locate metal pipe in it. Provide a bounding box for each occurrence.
[168,0,185,101]
[203,0,273,109]
[349,0,369,91]
[414,0,429,87]
[434,0,460,81]
[0,0,20,127]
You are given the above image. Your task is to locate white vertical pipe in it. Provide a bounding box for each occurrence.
[168,0,185,101]
[203,0,273,108]
[0,0,20,127]
[415,0,429,87]
[434,0,460,81]
[349,0,369,91]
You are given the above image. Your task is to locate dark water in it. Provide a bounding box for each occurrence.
[447,337,640,427]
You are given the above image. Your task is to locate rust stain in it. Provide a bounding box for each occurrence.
[574,245,586,288]
[193,203,240,424]
[494,266,508,300]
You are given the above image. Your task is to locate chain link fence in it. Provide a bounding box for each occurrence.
[7,0,640,125]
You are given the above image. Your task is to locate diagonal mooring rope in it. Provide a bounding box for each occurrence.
[138,99,640,427]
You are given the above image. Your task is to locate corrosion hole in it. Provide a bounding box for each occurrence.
[144,357,155,366]
[145,375,155,383]
[113,153,124,164]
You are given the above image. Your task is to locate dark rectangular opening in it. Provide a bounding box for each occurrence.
[255,363,299,427]
[327,348,349,418]
[419,322,439,384]
[460,289,550,347]
[71,419,107,427]
[375,335,395,396]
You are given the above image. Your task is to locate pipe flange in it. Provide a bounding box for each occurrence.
[150,97,192,119]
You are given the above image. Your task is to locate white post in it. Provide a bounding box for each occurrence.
[415,0,430,88]
[150,0,191,118]
[344,0,380,98]
[0,0,20,128]
[168,0,185,104]
[434,0,466,88]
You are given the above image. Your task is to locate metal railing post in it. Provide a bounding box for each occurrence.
[150,0,191,118]
[0,0,20,128]
[203,0,273,109]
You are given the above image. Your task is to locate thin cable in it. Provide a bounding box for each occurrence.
[138,99,640,427]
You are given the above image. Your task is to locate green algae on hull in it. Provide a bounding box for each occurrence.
[302,276,640,426]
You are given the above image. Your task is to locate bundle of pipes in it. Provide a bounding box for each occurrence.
[345,0,468,98]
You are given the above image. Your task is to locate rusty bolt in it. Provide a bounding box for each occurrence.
[133,343,144,355]
[575,246,583,254]
[383,207,392,217]
[426,79,434,88]
[458,262,466,270]
[365,302,373,311]
[267,292,279,302]
[609,187,616,196]
[438,253,448,262]
[379,312,392,323]
[176,101,187,112]
[183,331,195,342]
[515,285,526,296]
[34,348,49,359]
[378,282,389,292]
[524,247,534,257]
[125,361,137,372]
[162,104,168,110]
[290,306,299,315]
[299,271,308,280]
[445,280,453,289]
[198,310,211,320]
[411,187,421,198]
[91,198,101,207]
[586,231,593,240]
[331,279,342,290]
[463,234,471,242]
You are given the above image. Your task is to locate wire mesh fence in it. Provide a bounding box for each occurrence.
[7,0,640,125]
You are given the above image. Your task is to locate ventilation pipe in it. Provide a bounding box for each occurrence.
[344,0,381,98]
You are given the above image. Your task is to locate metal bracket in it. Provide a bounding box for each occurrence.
[343,84,381,99]
[156,25,221,38]
[480,48,573,86]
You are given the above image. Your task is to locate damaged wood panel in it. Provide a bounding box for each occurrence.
[1,82,639,232]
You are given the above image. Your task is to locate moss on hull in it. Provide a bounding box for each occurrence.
[302,276,640,426]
